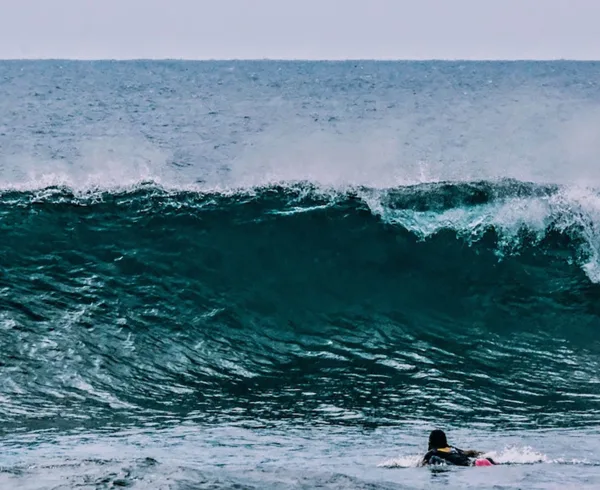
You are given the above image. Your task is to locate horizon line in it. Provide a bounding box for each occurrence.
[1,57,600,62]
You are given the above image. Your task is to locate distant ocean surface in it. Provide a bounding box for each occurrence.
[1,60,600,489]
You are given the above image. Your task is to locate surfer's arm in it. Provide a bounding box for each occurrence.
[462,449,483,457]
[419,450,433,466]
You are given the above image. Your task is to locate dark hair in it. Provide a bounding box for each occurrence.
[428,429,448,450]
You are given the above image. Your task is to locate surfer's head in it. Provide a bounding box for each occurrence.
[428,429,448,450]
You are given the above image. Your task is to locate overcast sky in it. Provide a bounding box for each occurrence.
[1,0,600,60]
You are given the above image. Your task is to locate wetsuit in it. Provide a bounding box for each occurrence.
[422,446,471,466]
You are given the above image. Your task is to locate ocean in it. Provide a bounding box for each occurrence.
[1,60,600,489]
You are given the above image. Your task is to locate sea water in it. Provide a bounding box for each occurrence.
[1,60,600,488]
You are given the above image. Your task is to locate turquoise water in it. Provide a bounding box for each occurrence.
[1,60,600,488]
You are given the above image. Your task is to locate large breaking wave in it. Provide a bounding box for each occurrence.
[2,179,600,432]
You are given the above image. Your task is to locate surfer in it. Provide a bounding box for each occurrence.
[420,429,496,467]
